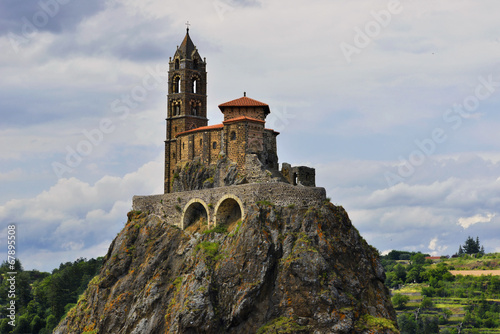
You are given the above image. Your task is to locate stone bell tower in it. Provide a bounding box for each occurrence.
[165,27,208,193]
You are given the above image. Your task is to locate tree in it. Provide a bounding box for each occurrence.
[385,271,402,288]
[394,264,407,282]
[411,253,426,265]
[45,314,58,332]
[392,293,410,309]
[14,314,30,334]
[397,313,416,334]
[406,265,423,283]
[30,315,45,334]
[462,236,480,255]
[0,318,11,334]
[417,315,439,334]
[421,296,434,309]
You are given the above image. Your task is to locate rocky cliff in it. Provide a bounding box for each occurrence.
[55,201,398,334]
[171,155,286,192]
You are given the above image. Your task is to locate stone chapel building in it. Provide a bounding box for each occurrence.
[164,28,314,194]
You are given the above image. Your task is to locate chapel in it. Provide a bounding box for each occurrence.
[164,29,314,193]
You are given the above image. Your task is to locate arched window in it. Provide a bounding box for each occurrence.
[192,106,197,116]
[199,139,202,147]
[175,59,180,70]
[192,79,197,94]
[230,131,236,140]
[172,153,176,160]
[173,104,180,116]
[212,142,217,149]
[175,77,181,93]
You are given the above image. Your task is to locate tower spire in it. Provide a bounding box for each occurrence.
[165,29,207,193]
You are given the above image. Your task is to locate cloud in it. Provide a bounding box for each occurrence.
[428,237,448,256]
[457,213,496,229]
[322,154,500,255]
[0,156,163,271]
[0,0,106,36]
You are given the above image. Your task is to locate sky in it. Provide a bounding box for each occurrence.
[1,0,500,272]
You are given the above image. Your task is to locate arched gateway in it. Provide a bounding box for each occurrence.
[181,199,210,230]
[214,194,245,228]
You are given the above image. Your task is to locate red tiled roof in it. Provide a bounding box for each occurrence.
[218,96,270,114]
[223,116,265,125]
[174,118,280,137]
[265,128,280,135]
[175,124,223,137]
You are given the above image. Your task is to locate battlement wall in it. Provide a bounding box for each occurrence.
[132,183,326,228]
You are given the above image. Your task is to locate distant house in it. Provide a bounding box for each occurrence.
[425,256,443,263]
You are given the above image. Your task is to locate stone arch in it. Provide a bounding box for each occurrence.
[172,75,181,93]
[181,198,210,230]
[214,195,244,230]
[191,75,200,94]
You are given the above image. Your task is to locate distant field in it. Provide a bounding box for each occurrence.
[449,270,500,276]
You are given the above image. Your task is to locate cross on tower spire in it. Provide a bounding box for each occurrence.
[185,21,191,32]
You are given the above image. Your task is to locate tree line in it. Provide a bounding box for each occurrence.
[0,257,102,334]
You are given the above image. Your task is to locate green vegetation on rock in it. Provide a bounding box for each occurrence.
[256,316,309,334]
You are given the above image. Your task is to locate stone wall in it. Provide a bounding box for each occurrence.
[133,183,326,229]
[281,163,316,187]
[222,106,267,121]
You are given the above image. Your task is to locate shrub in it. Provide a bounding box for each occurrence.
[196,241,220,259]
[203,224,228,234]
[392,293,410,309]
[421,296,433,309]
[256,200,274,207]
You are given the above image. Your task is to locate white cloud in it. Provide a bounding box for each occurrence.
[322,154,500,255]
[428,237,448,256]
[457,213,496,229]
[0,156,163,271]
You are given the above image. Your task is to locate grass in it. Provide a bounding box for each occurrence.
[355,315,398,332]
[396,284,422,294]
[256,317,309,334]
[256,200,274,207]
[442,254,500,271]
[196,241,220,259]
[228,220,243,236]
[203,224,227,235]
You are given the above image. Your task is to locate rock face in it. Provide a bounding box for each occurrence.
[55,202,398,334]
[171,155,286,193]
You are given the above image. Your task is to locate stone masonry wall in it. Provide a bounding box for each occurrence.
[133,183,326,229]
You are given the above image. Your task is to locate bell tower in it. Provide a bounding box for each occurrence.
[165,27,208,193]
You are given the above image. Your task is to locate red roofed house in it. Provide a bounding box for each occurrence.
[164,29,313,193]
